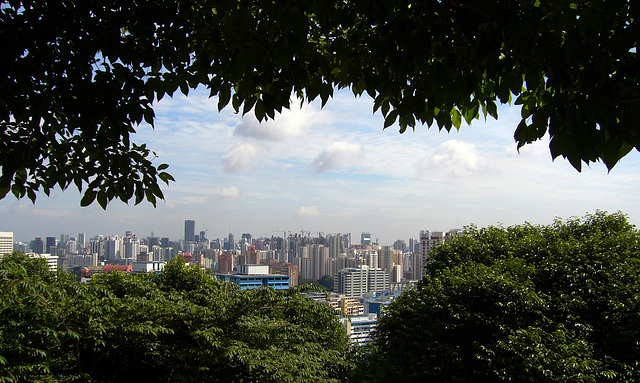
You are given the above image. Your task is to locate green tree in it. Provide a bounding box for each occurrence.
[0,255,352,383]
[365,212,640,382]
[319,274,334,292]
[299,278,322,288]
[2,0,638,207]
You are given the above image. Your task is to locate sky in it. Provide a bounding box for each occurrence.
[3,87,640,245]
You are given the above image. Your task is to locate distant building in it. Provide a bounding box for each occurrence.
[304,292,365,316]
[361,232,372,246]
[104,264,133,273]
[392,239,407,252]
[342,314,378,345]
[334,265,389,297]
[0,232,13,257]
[45,236,57,254]
[413,229,463,280]
[184,220,195,242]
[218,252,234,273]
[379,246,394,274]
[260,258,299,287]
[216,264,289,290]
[67,253,99,267]
[104,236,123,260]
[238,245,260,265]
[340,297,365,316]
[132,261,165,274]
[28,253,60,272]
[77,233,86,252]
[32,237,45,254]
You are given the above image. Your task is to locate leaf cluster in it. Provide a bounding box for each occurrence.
[0,255,351,383]
[364,211,640,382]
[2,0,639,206]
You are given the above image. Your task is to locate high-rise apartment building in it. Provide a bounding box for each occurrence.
[334,265,389,297]
[123,236,140,259]
[392,239,407,252]
[379,246,394,274]
[328,234,341,258]
[413,230,459,280]
[77,233,86,253]
[184,220,195,242]
[0,232,13,257]
[90,236,104,258]
[408,237,418,253]
[413,230,431,280]
[66,240,77,254]
[341,233,351,251]
[104,236,123,260]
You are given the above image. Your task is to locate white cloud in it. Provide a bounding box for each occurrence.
[298,206,320,217]
[221,142,269,173]
[233,100,332,141]
[214,186,241,200]
[417,139,481,176]
[504,137,550,157]
[308,141,363,173]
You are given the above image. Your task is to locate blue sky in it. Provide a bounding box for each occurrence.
[3,87,640,245]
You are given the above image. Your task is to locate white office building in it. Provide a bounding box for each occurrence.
[0,232,13,257]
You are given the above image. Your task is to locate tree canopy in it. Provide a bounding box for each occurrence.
[365,211,640,382]
[2,0,638,207]
[0,254,351,382]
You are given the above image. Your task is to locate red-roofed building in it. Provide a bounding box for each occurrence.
[104,264,132,273]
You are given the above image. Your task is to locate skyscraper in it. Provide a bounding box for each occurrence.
[228,233,235,251]
[46,236,57,254]
[32,237,45,254]
[328,233,341,258]
[379,246,394,274]
[361,232,371,246]
[77,233,86,252]
[184,220,195,242]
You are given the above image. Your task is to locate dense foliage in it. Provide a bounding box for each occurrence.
[299,274,334,292]
[0,254,351,383]
[367,211,640,382]
[2,0,638,206]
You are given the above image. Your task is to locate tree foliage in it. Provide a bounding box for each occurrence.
[2,0,639,206]
[365,211,640,382]
[318,274,334,291]
[0,254,351,383]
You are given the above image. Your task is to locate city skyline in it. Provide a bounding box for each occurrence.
[2,88,640,244]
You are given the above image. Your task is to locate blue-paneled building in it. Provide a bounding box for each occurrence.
[216,264,290,290]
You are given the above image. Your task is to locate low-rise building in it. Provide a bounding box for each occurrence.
[216,264,290,290]
[342,314,378,345]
